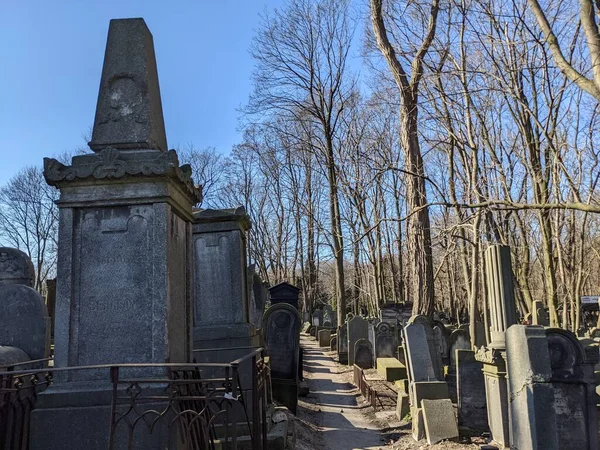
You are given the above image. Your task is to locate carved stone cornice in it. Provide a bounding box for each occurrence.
[43,148,202,204]
[474,345,505,365]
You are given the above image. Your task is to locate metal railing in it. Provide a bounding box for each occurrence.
[352,364,382,410]
[0,348,269,450]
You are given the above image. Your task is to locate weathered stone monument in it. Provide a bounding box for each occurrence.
[475,244,517,448]
[263,303,301,414]
[192,208,257,351]
[0,248,51,364]
[448,328,471,402]
[269,281,300,309]
[456,349,488,432]
[247,264,268,331]
[30,18,200,449]
[506,326,598,450]
[374,321,398,363]
[312,307,323,326]
[354,338,374,369]
[347,315,368,366]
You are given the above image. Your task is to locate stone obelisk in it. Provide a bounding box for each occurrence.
[30,18,201,449]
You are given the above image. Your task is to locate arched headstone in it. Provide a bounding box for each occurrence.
[354,338,373,369]
[0,247,35,287]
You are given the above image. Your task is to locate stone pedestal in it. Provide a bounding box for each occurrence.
[30,18,200,450]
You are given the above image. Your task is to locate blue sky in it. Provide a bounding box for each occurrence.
[0,0,285,186]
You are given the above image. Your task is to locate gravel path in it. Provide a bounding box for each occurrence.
[296,335,387,450]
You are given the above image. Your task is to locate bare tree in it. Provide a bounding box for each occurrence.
[370,0,440,316]
[0,166,59,290]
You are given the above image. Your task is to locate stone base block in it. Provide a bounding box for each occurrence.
[411,381,449,406]
[396,392,409,421]
[376,358,407,381]
[30,383,171,450]
[394,379,409,394]
[272,379,298,415]
[411,406,425,441]
[338,351,348,365]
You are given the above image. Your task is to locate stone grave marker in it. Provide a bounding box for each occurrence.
[354,338,373,369]
[337,322,348,364]
[0,282,50,361]
[348,315,368,366]
[269,281,300,309]
[456,349,487,432]
[318,329,331,348]
[374,321,397,363]
[0,247,35,287]
[330,335,337,352]
[312,308,322,326]
[432,321,451,366]
[506,325,598,450]
[421,398,459,445]
[31,18,201,450]
[407,315,443,380]
[448,328,471,402]
[263,303,301,414]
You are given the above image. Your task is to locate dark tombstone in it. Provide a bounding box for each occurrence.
[337,322,349,364]
[263,303,301,414]
[354,338,373,369]
[269,281,300,309]
[506,326,599,450]
[330,335,337,352]
[323,304,333,324]
[348,315,369,366]
[0,284,50,361]
[432,321,451,366]
[456,350,488,432]
[374,322,397,361]
[448,329,471,402]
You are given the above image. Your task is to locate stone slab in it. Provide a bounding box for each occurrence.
[421,398,459,445]
[318,329,331,348]
[396,392,409,421]
[412,381,449,406]
[456,349,488,432]
[376,358,407,382]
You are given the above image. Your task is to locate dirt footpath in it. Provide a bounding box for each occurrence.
[294,335,482,450]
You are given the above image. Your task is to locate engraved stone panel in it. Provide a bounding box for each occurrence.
[263,304,301,380]
[75,205,153,367]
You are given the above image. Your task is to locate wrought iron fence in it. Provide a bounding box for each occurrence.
[0,348,268,450]
[352,364,382,410]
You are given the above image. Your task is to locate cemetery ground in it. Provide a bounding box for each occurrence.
[295,336,482,450]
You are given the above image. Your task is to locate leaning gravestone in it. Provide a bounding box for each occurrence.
[263,303,301,414]
[348,315,369,366]
[30,18,201,450]
[354,338,374,369]
[408,315,443,380]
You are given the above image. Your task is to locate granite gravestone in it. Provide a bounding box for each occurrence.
[374,321,397,362]
[347,315,368,366]
[456,349,488,432]
[0,247,35,287]
[330,335,337,352]
[407,315,443,380]
[354,338,374,369]
[247,264,267,330]
[337,322,349,364]
[263,303,301,414]
[448,329,471,402]
[31,19,200,450]
[432,322,451,366]
[506,326,598,450]
[269,281,300,309]
[0,248,50,362]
